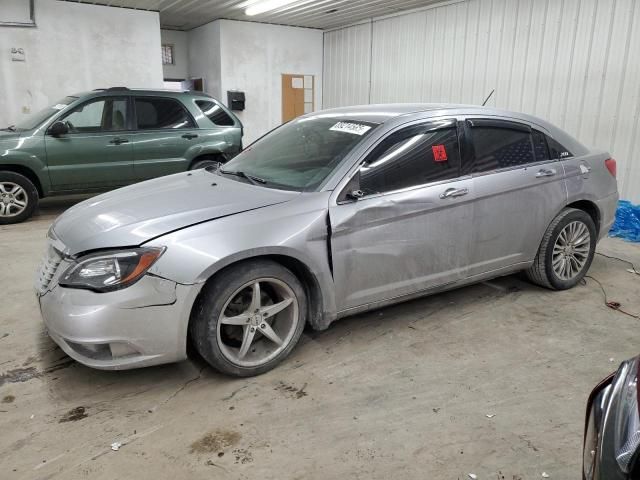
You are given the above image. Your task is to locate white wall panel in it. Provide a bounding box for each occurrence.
[323,22,372,108]
[0,0,163,128]
[323,0,640,202]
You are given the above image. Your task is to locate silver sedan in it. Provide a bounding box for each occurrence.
[35,104,619,376]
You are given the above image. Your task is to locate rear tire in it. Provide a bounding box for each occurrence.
[190,260,307,377]
[525,208,596,290]
[0,171,38,225]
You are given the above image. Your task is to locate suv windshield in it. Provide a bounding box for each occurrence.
[220,117,378,191]
[13,96,77,131]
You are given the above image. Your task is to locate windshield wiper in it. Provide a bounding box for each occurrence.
[219,169,267,186]
[2,125,16,132]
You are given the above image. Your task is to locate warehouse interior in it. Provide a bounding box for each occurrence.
[1,0,640,479]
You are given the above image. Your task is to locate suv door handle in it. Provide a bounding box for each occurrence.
[440,187,469,199]
[536,168,556,178]
[109,138,129,145]
[182,133,198,140]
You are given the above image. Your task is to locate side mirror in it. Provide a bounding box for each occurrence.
[48,121,68,137]
[346,189,365,201]
[338,169,366,203]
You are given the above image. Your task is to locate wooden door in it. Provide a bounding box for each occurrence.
[282,74,314,122]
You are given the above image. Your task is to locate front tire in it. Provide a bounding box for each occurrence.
[190,260,307,377]
[0,172,38,224]
[525,208,596,290]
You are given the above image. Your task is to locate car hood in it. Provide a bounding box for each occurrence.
[52,170,299,255]
[0,130,21,143]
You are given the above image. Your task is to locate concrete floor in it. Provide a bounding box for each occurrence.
[1,197,639,480]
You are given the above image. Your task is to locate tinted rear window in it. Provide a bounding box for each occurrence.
[135,97,194,130]
[470,125,534,172]
[532,129,550,162]
[195,100,235,126]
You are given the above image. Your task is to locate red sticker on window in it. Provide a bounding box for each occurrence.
[432,144,448,162]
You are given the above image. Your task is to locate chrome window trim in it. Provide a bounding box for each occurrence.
[469,158,561,178]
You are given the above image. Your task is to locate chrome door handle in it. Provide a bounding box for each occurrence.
[440,187,469,199]
[536,168,556,177]
[109,138,129,145]
[182,133,198,139]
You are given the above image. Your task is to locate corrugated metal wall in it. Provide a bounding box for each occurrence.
[323,0,640,203]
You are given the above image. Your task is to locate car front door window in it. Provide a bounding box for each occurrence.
[358,122,461,196]
[61,97,129,133]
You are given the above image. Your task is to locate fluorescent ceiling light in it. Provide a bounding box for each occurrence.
[245,0,300,16]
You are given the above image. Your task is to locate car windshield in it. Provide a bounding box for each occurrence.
[220,117,379,191]
[13,96,77,131]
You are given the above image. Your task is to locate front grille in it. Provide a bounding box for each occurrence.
[35,244,63,294]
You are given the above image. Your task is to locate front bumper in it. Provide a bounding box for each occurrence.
[37,275,202,370]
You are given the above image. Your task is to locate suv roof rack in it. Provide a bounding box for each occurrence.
[93,87,130,91]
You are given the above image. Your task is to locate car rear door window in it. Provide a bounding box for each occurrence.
[134,97,195,130]
[195,100,235,126]
[532,129,550,162]
[359,121,461,195]
[60,97,128,133]
[468,120,534,172]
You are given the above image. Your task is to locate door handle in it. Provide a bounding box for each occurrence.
[440,187,469,199]
[536,168,556,178]
[182,133,198,140]
[109,138,129,145]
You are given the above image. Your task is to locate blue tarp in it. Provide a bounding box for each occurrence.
[609,200,640,242]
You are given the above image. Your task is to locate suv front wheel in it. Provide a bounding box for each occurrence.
[0,171,38,224]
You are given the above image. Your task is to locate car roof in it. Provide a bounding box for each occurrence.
[314,103,544,124]
[307,103,588,155]
[71,88,215,99]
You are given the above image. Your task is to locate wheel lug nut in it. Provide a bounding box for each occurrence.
[250,327,255,332]
[246,319,250,323]
[260,323,265,328]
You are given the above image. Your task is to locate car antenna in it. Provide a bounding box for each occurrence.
[482,89,495,106]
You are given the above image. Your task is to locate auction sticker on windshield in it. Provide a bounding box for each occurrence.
[330,122,372,136]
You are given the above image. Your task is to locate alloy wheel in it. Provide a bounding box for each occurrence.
[552,220,591,280]
[0,182,28,218]
[216,277,299,367]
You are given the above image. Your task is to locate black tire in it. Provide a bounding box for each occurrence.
[0,171,39,225]
[190,259,307,377]
[525,208,596,290]
[189,156,224,171]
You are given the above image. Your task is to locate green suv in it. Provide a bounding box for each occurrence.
[0,88,243,224]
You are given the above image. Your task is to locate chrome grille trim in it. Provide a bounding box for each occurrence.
[35,242,63,294]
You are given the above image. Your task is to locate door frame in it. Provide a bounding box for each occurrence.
[281,73,314,123]
[328,116,474,312]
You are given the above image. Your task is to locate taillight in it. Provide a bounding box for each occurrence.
[605,158,617,177]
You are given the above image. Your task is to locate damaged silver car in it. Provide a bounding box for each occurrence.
[35,104,618,376]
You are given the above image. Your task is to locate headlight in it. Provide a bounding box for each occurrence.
[613,357,640,473]
[59,247,165,292]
